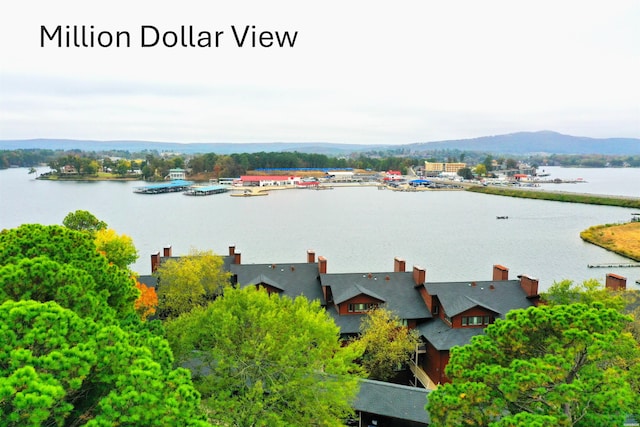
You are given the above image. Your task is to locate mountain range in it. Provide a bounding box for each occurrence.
[1,131,639,156]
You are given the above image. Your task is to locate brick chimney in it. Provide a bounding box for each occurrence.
[307,250,316,263]
[412,266,426,287]
[493,264,509,281]
[605,273,627,291]
[318,256,327,274]
[163,245,172,257]
[394,257,406,272]
[519,274,539,297]
[151,252,160,273]
[229,245,236,256]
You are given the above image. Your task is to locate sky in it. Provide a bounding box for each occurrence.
[1,0,638,144]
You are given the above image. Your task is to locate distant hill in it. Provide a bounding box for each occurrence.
[407,131,640,155]
[1,131,639,155]
[0,139,376,155]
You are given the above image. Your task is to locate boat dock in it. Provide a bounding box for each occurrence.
[184,185,229,196]
[133,180,194,194]
[587,263,640,268]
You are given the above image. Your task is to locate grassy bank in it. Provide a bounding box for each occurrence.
[467,185,640,209]
[580,221,640,262]
[37,172,141,181]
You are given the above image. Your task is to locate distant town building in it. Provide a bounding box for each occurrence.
[424,162,466,174]
[239,175,301,187]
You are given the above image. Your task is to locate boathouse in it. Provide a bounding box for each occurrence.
[167,168,186,180]
[239,175,301,187]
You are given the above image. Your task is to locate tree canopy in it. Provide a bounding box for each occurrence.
[0,299,208,427]
[0,224,138,318]
[94,228,139,269]
[155,249,231,319]
[356,307,420,381]
[426,303,640,426]
[166,286,364,427]
[62,210,107,234]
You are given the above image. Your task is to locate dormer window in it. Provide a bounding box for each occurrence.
[461,315,491,326]
[348,303,378,313]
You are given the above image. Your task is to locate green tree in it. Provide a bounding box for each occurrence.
[474,163,487,176]
[0,224,137,319]
[166,286,364,427]
[541,278,626,311]
[62,210,107,234]
[483,155,494,173]
[426,304,639,426]
[505,158,518,170]
[356,307,420,381]
[457,167,474,180]
[0,299,209,427]
[155,249,231,319]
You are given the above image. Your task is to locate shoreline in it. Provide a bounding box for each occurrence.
[466,185,640,209]
[580,221,640,262]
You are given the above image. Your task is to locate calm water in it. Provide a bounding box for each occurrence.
[1,167,639,291]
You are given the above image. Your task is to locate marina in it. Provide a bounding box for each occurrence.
[133,180,193,194]
[183,184,229,196]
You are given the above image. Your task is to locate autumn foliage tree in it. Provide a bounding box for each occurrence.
[94,228,139,269]
[155,249,231,319]
[356,307,420,381]
[135,279,158,320]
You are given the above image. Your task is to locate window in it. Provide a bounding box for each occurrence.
[348,302,378,313]
[461,315,491,326]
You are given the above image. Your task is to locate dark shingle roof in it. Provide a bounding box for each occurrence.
[321,272,432,320]
[325,305,364,335]
[354,379,430,424]
[417,280,536,351]
[231,262,323,302]
[424,280,533,318]
[334,283,386,305]
[416,318,486,350]
[137,274,158,289]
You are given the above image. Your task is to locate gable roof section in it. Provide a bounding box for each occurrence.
[354,378,431,424]
[321,272,432,320]
[333,283,386,305]
[424,280,533,319]
[231,262,323,302]
[417,318,487,350]
[441,295,501,317]
[244,273,285,291]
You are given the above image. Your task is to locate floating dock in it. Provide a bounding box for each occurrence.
[184,185,229,196]
[587,263,640,268]
[133,180,194,194]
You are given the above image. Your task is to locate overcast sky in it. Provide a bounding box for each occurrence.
[1,0,638,144]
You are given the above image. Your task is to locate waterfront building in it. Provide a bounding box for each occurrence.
[424,161,466,174]
[142,246,628,425]
[167,168,186,180]
[239,175,301,187]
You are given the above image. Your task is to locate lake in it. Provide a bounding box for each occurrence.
[1,166,639,291]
